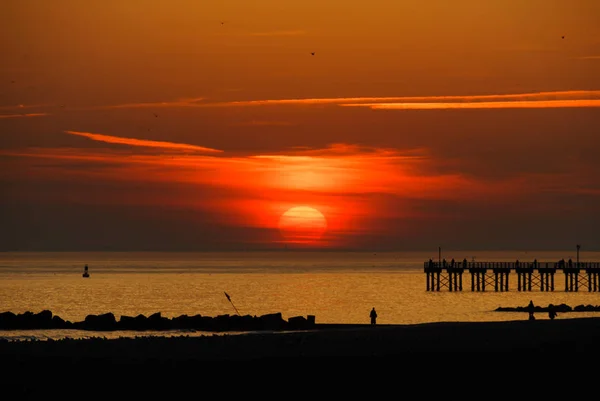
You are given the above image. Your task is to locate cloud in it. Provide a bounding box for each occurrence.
[0,104,50,111]
[0,140,481,199]
[210,90,600,108]
[578,55,600,60]
[1,141,592,214]
[97,97,206,110]
[3,139,595,249]
[0,113,49,119]
[341,99,600,110]
[86,90,600,112]
[64,131,223,153]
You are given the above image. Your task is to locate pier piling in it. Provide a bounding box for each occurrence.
[424,260,600,292]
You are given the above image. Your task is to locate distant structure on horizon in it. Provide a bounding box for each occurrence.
[82,264,90,278]
[424,258,600,292]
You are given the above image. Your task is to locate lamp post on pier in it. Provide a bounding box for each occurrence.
[577,244,580,268]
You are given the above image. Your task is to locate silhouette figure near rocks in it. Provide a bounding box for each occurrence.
[548,304,557,320]
[370,307,377,325]
[527,300,535,320]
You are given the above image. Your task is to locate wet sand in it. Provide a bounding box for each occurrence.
[3,317,599,397]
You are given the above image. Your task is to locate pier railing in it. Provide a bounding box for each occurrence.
[423,260,600,292]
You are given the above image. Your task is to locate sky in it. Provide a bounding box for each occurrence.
[1,0,599,252]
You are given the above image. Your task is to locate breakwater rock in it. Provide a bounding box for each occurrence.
[495,303,600,313]
[0,310,316,332]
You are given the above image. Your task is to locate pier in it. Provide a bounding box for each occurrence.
[424,259,600,292]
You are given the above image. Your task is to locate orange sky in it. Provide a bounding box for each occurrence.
[1,0,599,251]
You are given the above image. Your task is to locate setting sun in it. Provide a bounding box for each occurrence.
[278,206,327,244]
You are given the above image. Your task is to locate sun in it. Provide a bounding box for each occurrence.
[278,206,327,244]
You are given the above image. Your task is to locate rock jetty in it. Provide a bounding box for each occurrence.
[0,310,316,332]
[494,303,600,313]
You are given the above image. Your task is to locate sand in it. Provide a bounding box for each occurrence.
[3,317,599,398]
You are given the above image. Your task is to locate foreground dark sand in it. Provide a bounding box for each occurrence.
[3,317,599,397]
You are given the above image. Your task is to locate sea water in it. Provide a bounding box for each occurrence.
[1,250,599,340]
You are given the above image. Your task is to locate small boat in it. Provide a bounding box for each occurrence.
[83,264,90,278]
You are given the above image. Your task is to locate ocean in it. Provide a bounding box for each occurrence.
[2,250,599,341]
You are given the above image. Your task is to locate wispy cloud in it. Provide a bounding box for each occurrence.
[0,142,471,199]
[87,90,600,112]
[341,99,600,110]
[578,55,600,60]
[248,30,305,37]
[97,97,206,110]
[0,104,50,111]
[65,131,223,153]
[199,90,600,110]
[0,113,50,119]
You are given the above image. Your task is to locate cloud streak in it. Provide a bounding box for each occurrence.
[0,104,50,111]
[97,97,206,110]
[341,99,600,110]
[0,113,50,119]
[89,90,600,112]
[65,131,223,153]
[214,90,600,108]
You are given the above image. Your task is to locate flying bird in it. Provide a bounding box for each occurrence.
[561,36,565,39]
[311,52,315,56]
[153,112,158,117]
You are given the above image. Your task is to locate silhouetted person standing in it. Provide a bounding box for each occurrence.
[548,304,557,320]
[528,300,535,320]
[370,307,377,325]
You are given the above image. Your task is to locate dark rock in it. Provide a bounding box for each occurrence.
[133,314,149,330]
[148,312,170,330]
[51,315,67,328]
[495,303,596,313]
[171,314,211,330]
[0,311,17,329]
[117,315,137,330]
[82,313,117,331]
[257,312,286,330]
[288,316,308,329]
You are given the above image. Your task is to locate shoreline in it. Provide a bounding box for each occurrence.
[5,317,600,397]
[4,317,600,360]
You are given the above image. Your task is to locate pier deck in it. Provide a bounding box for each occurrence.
[423,260,600,292]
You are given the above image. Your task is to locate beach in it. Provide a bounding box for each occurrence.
[3,252,600,398]
[4,317,600,398]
